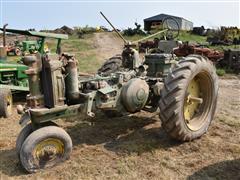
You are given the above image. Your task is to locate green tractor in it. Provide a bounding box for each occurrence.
[15,13,218,173]
[0,26,68,118]
[7,40,42,56]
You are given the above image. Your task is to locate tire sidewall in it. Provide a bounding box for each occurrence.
[20,126,72,173]
[179,58,218,139]
[16,123,33,155]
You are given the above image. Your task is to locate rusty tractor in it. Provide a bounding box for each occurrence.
[16,13,219,173]
[0,26,67,118]
[173,42,224,63]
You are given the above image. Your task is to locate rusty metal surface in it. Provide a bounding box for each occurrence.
[173,43,224,62]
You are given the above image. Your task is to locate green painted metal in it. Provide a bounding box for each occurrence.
[21,41,41,53]
[144,53,176,77]
[0,84,29,91]
[0,28,68,95]
[0,61,29,91]
[0,62,28,79]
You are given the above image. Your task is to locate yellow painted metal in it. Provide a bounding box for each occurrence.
[33,138,64,162]
[6,94,12,114]
[184,77,202,123]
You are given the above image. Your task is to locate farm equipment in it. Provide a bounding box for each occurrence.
[217,49,240,73]
[132,17,180,53]
[138,38,160,53]
[16,12,218,173]
[5,40,22,56]
[207,26,240,46]
[0,26,67,118]
[173,42,224,63]
[6,38,44,56]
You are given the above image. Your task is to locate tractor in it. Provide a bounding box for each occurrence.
[0,26,67,118]
[15,13,218,173]
[7,40,42,56]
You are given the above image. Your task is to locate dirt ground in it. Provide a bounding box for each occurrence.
[0,33,239,180]
[93,32,124,60]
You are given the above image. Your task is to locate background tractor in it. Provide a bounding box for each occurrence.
[15,13,218,173]
[0,26,67,118]
[6,40,42,56]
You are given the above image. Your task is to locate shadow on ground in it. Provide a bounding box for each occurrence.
[187,159,240,180]
[0,114,181,177]
[66,114,181,155]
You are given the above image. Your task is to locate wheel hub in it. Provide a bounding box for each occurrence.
[184,77,203,126]
[34,138,64,163]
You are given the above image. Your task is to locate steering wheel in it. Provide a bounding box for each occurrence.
[162,17,180,40]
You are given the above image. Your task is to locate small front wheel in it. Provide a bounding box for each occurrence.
[16,121,59,156]
[19,126,72,173]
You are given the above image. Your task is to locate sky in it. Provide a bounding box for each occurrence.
[0,0,239,30]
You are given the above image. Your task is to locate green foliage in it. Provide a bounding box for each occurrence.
[209,44,240,51]
[123,23,146,36]
[207,27,240,45]
[45,34,99,73]
[62,36,93,52]
[177,31,207,43]
[216,68,226,76]
[62,35,100,73]
[73,26,98,38]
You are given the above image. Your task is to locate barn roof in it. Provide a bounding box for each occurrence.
[144,13,191,22]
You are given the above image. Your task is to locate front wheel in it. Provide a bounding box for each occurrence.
[16,121,59,156]
[19,126,72,173]
[159,55,218,141]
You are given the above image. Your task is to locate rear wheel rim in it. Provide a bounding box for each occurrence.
[183,71,213,131]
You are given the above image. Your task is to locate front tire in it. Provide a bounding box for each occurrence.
[16,121,59,155]
[159,55,218,141]
[19,126,72,173]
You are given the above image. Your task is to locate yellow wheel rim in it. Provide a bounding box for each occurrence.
[184,77,203,130]
[33,138,64,164]
[6,94,12,114]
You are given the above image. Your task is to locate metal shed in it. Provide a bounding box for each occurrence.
[144,14,193,31]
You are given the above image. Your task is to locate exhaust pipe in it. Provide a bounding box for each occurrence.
[3,24,8,47]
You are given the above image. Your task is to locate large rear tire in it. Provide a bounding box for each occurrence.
[0,89,13,118]
[98,55,122,75]
[20,126,72,173]
[159,55,218,141]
